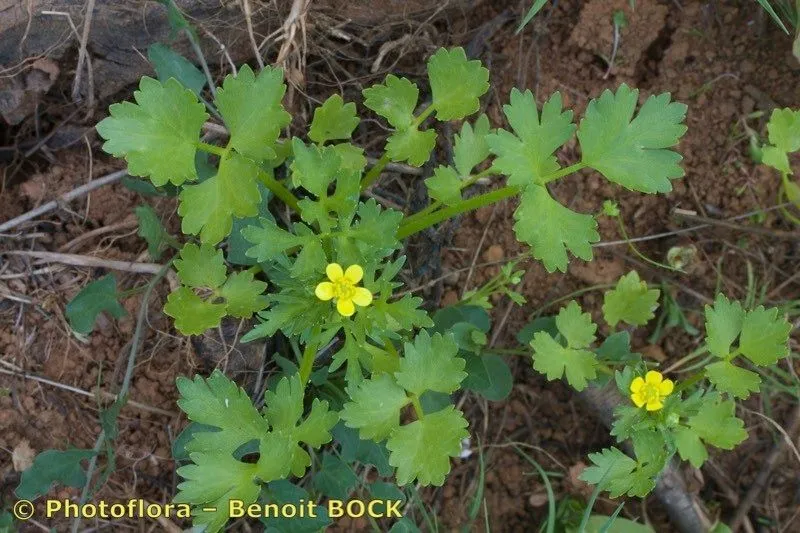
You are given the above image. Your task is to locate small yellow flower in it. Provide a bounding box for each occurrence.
[315,263,373,317]
[630,370,674,411]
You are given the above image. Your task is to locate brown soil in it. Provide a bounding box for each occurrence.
[2,0,800,532]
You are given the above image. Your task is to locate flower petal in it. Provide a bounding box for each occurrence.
[336,298,355,317]
[645,370,663,385]
[631,391,646,408]
[646,399,663,411]
[658,379,674,396]
[630,377,645,393]
[352,287,373,307]
[344,264,364,284]
[315,281,335,301]
[326,263,344,282]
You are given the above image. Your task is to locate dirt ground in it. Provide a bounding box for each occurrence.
[1,0,799,532]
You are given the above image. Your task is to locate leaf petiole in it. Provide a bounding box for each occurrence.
[196,141,228,157]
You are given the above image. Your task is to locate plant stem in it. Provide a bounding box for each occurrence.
[541,162,587,183]
[360,153,391,190]
[410,394,425,419]
[299,341,319,386]
[260,173,300,214]
[197,141,228,157]
[397,185,520,239]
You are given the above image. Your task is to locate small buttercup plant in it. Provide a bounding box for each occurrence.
[523,272,792,497]
[758,107,800,222]
[19,43,793,531]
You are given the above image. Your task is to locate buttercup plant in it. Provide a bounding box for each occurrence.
[20,45,793,531]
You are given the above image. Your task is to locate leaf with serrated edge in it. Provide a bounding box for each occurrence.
[425,165,462,205]
[513,184,598,273]
[215,64,290,161]
[164,287,226,335]
[174,243,226,289]
[530,332,597,391]
[340,374,409,441]
[96,77,207,186]
[386,406,469,486]
[362,74,418,129]
[705,361,760,399]
[704,294,744,358]
[309,94,360,144]
[487,90,575,188]
[454,114,491,177]
[688,397,747,450]
[578,84,687,193]
[602,271,660,327]
[386,127,437,166]
[673,426,708,468]
[242,218,308,262]
[178,153,262,245]
[220,271,268,318]
[740,306,791,366]
[427,47,489,120]
[555,301,596,348]
[395,331,466,395]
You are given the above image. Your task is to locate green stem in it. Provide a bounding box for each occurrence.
[197,141,228,157]
[397,185,521,239]
[410,394,425,419]
[541,162,587,183]
[299,341,319,386]
[360,153,391,190]
[260,173,301,214]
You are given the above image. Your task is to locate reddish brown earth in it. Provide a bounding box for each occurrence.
[2,0,799,532]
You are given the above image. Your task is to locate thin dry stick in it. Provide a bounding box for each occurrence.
[673,209,800,240]
[730,403,800,532]
[0,169,128,232]
[71,0,96,102]
[0,366,175,417]
[242,0,265,70]
[4,250,162,275]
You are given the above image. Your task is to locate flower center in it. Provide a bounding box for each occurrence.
[642,383,661,403]
[332,279,356,300]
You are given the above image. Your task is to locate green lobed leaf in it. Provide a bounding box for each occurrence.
[739,306,791,366]
[767,107,800,153]
[427,47,489,120]
[395,330,466,395]
[578,84,687,193]
[487,89,575,188]
[687,397,747,450]
[513,184,598,273]
[705,361,761,399]
[178,153,263,245]
[386,406,469,486]
[65,275,127,335]
[242,218,309,263]
[174,243,227,289]
[462,353,513,401]
[340,373,409,441]
[220,271,268,318]
[556,301,597,348]
[290,138,340,196]
[704,294,744,358]
[673,425,708,468]
[602,271,660,327]
[454,114,491,177]
[309,94,360,144]
[134,204,168,259]
[425,165,462,205]
[386,126,437,166]
[531,330,597,391]
[15,449,95,500]
[579,447,637,498]
[215,64,291,161]
[96,77,207,186]
[164,287,226,335]
[362,74,418,130]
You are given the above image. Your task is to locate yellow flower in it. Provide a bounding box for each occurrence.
[630,370,674,411]
[315,263,373,317]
